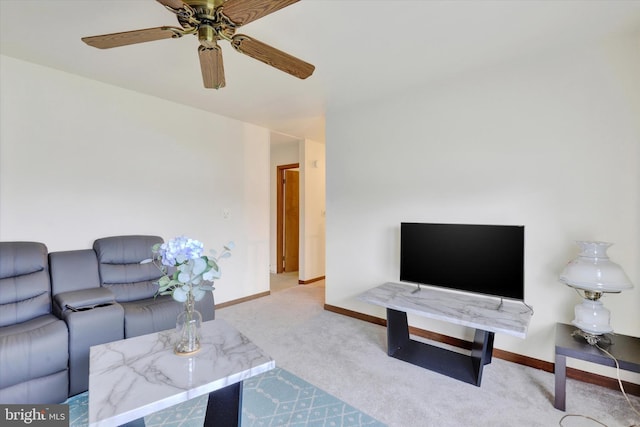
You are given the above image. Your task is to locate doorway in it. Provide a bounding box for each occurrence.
[276,163,299,274]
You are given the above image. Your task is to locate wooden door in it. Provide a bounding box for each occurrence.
[283,170,299,272]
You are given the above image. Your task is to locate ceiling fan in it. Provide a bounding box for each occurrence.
[81,0,315,89]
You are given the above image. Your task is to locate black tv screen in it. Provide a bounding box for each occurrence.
[400,223,525,300]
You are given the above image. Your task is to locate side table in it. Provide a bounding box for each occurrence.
[554,322,640,411]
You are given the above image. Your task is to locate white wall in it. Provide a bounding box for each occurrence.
[325,37,640,381]
[299,139,326,281]
[0,56,271,304]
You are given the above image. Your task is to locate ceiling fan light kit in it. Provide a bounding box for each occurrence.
[81,0,315,89]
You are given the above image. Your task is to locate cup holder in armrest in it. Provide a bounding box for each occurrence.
[64,302,115,312]
[53,287,117,317]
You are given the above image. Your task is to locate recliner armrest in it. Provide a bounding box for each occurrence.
[53,288,116,318]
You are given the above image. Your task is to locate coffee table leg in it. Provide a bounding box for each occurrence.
[554,353,566,411]
[204,381,243,426]
[120,418,145,427]
[122,418,145,427]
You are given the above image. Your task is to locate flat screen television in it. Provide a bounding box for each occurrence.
[400,222,525,301]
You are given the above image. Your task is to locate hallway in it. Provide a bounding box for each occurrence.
[270,271,298,293]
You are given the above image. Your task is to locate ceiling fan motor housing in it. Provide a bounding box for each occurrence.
[184,0,222,13]
[198,25,218,48]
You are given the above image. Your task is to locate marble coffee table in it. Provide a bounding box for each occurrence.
[88,319,274,427]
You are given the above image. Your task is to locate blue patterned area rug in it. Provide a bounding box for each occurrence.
[65,368,386,427]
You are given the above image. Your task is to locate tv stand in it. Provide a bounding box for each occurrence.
[359,282,533,387]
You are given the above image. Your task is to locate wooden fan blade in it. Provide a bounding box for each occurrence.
[199,45,225,89]
[156,0,186,10]
[82,27,181,49]
[222,0,299,27]
[231,35,314,79]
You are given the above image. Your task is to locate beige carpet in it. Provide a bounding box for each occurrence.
[270,271,299,293]
[217,282,640,427]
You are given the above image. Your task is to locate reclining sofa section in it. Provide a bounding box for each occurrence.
[0,235,215,403]
[0,242,69,404]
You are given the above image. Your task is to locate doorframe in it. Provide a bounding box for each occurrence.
[276,163,300,274]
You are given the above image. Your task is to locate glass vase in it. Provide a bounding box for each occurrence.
[175,291,202,356]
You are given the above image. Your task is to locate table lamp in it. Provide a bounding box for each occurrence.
[559,241,633,342]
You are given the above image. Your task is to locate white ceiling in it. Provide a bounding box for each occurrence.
[2,0,640,143]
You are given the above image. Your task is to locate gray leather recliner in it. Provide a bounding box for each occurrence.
[93,235,215,338]
[0,242,69,403]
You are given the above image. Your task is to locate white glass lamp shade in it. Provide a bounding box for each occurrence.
[559,241,633,293]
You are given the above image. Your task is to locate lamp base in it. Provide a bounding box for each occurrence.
[572,298,613,336]
[571,328,612,346]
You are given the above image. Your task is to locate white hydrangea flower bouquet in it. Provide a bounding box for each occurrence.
[144,236,233,302]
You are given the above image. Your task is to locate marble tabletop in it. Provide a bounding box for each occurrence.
[88,319,275,427]
[358,282,532,338]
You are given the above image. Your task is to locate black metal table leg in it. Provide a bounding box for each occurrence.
[386,308,495,387]
[121,418,145,427]
[387,308,410,356]
[471,329,494,386]
[204,381,243,426]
